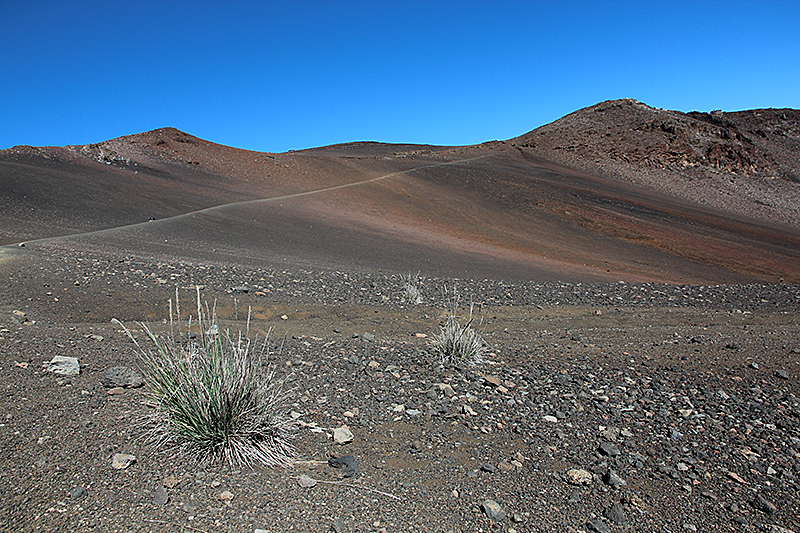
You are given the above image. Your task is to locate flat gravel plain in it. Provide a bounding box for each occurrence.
[1,243,799,533]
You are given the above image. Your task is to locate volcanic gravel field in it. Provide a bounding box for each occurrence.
[0,243,799,533]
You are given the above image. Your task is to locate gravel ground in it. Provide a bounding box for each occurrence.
[1,244,800,533]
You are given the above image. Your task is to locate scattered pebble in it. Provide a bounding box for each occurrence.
[111,453,136,470]
[333,426,354,444]
[46,355,80,376]
[566,469,593,485]
[298,474,317,488]
[480,499,507,522]
[69,486,87,499]
[328,456,359,478]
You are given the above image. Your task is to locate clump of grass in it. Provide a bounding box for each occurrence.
[430,286,486,366]
[113,288,296,468]
[400,271,424,304]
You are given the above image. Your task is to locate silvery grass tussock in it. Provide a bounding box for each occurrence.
[400,271,423,304]
[430,286,486,366]
[113,288,296,468]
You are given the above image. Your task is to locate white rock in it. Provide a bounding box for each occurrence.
[333,426,354,444]
[111,453,136,470]
[298,474,317,488]
[47,356,80,376]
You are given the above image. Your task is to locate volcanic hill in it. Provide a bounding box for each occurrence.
[2,99,800,283]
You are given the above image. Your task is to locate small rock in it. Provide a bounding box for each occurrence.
[217,490,234,502]
[566,468,593,485]
[604,469,627,489]
[776,369,790,379]
[106,387,126,396]
[480,499,507,522]
[111,453,136,470]
[333,426,354,444]
[299,474,317,488]
[599,442,621,457]
[163,474,179,488]
[483,375,502,387]
[69,486,88,499]
[182,502,197,514]
[481,462,496,473]
[603,502,626,526]
[727,471,748,484]
[362,332,375,342]
[47,356,80,376]
[753,494,777,515]
[543,415,558,423]
[153,486,169,505]
[101,366,144,388]
[497,460,514,473]
[328,456,359,478]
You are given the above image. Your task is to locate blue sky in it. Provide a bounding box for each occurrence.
[2,0,798,153]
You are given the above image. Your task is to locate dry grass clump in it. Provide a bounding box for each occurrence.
[113,288,295,468]
[400,271,424,304]
[430,286,486,366]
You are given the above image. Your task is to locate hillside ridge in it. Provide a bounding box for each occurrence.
[2,99,800,283]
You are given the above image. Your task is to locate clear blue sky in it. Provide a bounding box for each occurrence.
[2,0,798,153]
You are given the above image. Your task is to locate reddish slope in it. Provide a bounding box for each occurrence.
[513,99,800,227]
[2,104,800,283]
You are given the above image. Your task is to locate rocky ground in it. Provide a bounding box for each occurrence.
[1,243,799,533]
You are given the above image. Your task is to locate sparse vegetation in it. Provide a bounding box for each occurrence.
[400,271,424,304]
[113,288,296,468]
[430,286,486,365]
